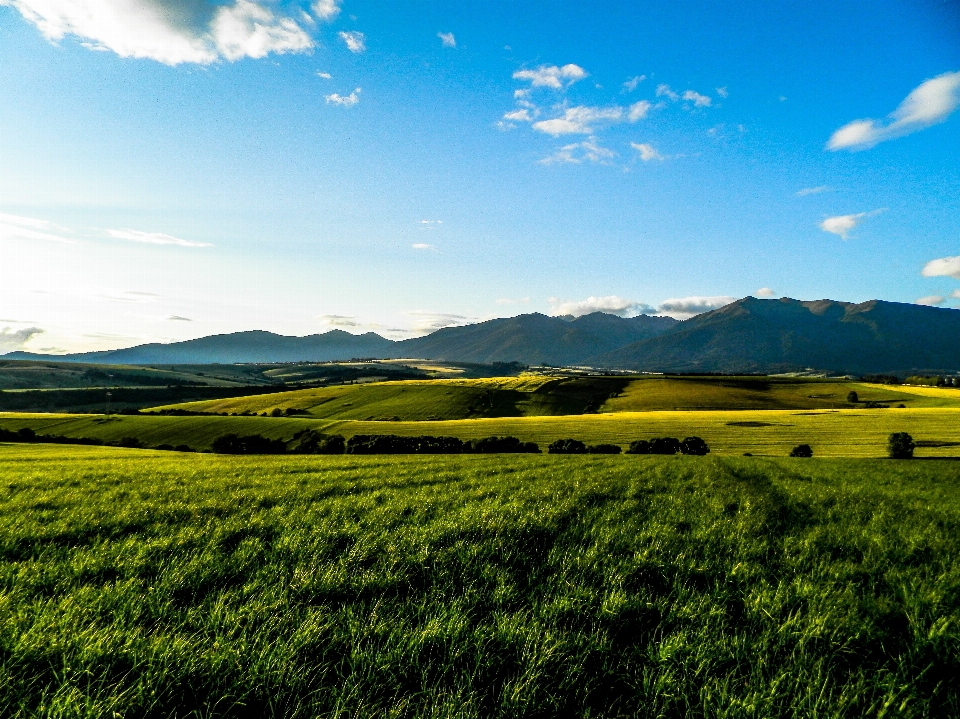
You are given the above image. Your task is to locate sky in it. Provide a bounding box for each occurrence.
[1,0,959,354]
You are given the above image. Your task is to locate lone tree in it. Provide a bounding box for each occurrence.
[789,444,813,458]
[888,432,915,459]
[680,437,710,456]
[847,391,859,403]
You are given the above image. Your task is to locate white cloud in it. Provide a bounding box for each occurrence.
[627,100,651,121]
[2,0,314,65]
[622,75,646,92]
[630,142,663,161]
[317,314,360,327]
[532,106,623,136]
[549,295,654,318]
[540,138,615,165]
[406,311,474,334]
[437,31,455,48]
[818,209,885,240]
[317,71,332,79]
[796,186,830,196]
[338,30,365,53]
[683,90,712,107]
[657,295,735,319]
[656,84,679,101]
[922,255,960,279]
[326,87,361,106]
[0,326,43,353]
[312,0,340,21]
[513,64,587,90]
[952,289,960,299]
[0,212,76,243]
[106,228,211,247]
[716,87,728,98]
[419,220,443,225]
[166,315,193,321]
[915,295,945,306]
[755,287,777,298]
[411,243,438,251]
[827,71,960,151]
[503,108,533,122]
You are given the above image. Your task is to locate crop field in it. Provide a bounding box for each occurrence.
[3,407,960,457]
[0,444,957,717]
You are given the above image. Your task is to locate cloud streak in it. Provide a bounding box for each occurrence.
[0,212,76,244]
[107,228,212,247]
[550,295,653,317]
[338,30,365,53]
[827,71,960,151]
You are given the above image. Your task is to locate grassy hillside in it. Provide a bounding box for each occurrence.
[1,445,957,717]
[3,407,960,457]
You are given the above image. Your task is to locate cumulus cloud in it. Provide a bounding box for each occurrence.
[338,30,365,53]
[106,228,211,247]
[656,84,680,101]
[532,105,623,136]
[0,326,43,353]
[657,295,735,319]
[827,71,960,151]
[755,287,777,298]
[513,64,587,90]
[630,142,663,161]
[2,0,314,65]
[915,295,945,306]
[952,290,960,300]
[818,209,885,240]
[312,0,340,21]
[549,295,654,318]
[503,108,533,122]
[921,255,960,279]
[326,87,361,106]
[796,186,830,196]
[0,212,76,243]
[683,90,712,107]
[540,138,615,165]
[716,87,728,98]
[437,31,455,48]
[627,100,651,121]
[622,75,646,92]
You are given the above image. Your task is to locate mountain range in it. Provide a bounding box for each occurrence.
[6,297,960,375]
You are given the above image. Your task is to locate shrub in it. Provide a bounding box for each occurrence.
[17,427,36,441]
[292,431,345,454]
[847,391,859,403]
[888,432,915,459]
[116,436,145,449]
[626,439,650,455]
[464,436,540,454]
[173,445,194,452]
[155,444,174,451]
[586,443,621,454]
[649,437,681,455]
[548,439,587,454]
[212,433,286,455]
[270,408,285,417]
[789,444,813,458]
[680,437,710,456]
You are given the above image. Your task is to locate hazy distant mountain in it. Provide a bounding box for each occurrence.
[397,312,678,365]
[5,329,396,365]
[593,297,960,374]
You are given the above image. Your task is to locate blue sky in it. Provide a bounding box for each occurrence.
[1,0,959,353]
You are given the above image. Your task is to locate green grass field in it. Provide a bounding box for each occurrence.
[150,376,960,423]
[1,444,957,717]
[3,407,960,457]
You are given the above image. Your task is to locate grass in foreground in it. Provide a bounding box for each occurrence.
[1,445,958,717]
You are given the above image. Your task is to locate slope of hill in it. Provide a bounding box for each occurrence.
[594,297,960,374]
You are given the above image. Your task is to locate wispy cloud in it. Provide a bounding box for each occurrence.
[316,71,332,79]
[922,255,960,279]
[338,30,365,53]
[818,209,885,240]
[540,138,615,164]
[796,186,830,196]
[0,326,43,353]
[827,71,960,151]
[716,87,728,98]
[406,311,475,334]
[97,290,161,303]
[622,75,646,93]
[411,243,438,251]
[0,212,76,244]
[657,295,735,319]
[630,142,664,161]
[166,315,193,321]
[683,90,712,107]
[326,87,361,106]
[437,31,455,48]
[312,0,340,21]
[317,314,360,328]
[533,106,624,136]
[549,295,654,317]
[627,100,651,121]
[513,64,587,90]
[915,295,945,306]
[106,228,212,247]
[2,0,315,65]
[656,84,680,101]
